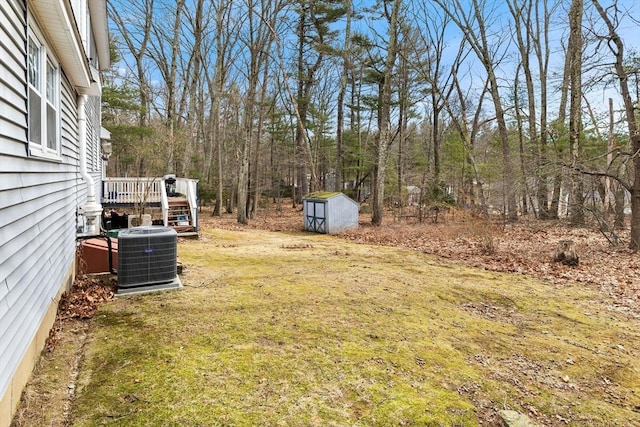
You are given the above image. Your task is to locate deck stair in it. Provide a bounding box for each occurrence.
[167,198,194,232]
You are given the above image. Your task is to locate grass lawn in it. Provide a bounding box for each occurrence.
[70,227,640,426]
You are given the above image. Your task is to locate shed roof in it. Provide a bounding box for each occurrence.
[304,191,342,200]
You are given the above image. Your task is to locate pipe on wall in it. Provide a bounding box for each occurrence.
[77,94,103,236]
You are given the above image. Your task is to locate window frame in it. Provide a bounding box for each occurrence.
[27,25,61,161]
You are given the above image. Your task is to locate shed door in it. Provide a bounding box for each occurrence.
[305,200,326,233]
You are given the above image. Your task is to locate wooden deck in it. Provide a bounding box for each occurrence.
[101,177,199,234]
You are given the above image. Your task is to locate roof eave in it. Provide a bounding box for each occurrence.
[30,0,92,89]
[88,0,110,71]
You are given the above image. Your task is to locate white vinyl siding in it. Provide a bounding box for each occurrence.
[0,0,28,150]
[86,94,101,172]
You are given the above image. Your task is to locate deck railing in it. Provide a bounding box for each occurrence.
[160,179,169,227]
[102,177,163,204]
[177,178,199,231]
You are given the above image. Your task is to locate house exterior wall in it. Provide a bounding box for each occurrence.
[85,93,103,197]
[0,1,106,425]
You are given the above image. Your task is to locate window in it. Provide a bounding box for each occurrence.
[27,29,60,159]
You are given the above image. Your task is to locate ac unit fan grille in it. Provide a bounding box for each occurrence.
[118,227,178,289]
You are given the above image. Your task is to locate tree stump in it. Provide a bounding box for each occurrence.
[553,240,579,266]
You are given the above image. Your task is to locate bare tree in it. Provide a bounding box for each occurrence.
[371,0,402,226]
[145,0,187,174]
[335,0,352,192]
[591,0,640,248]
[236,0,260,224]
[433,0,518,221]
[507,0,557,218]
[108,0,154,128]
[410,2,453,184]
[409,1,459,205]
[512,64,532,214]
[200,0,238,216]
[247,0,287,218]
[179,0,205,178]
[236,0,284,224]
[567,0,585,225]
[445,60,491,215]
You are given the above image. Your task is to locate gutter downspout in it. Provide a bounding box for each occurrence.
[77,94,103,236]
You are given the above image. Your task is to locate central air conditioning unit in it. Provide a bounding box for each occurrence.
[117,226,181,294]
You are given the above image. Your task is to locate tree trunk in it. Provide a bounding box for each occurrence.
[614,178,626,229]
[568,0,584,226]
[371,0,401,226]
[335,0,351,193]
[535,0,551,219]
[236,141,250,224]
[513,65,531,215]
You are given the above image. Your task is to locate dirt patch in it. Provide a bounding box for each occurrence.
[11,275,116,427]
[10,319,88,427]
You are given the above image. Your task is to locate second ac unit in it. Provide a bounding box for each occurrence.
[128,214,152,228]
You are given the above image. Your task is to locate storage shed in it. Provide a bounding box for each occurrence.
[303,192,359,234]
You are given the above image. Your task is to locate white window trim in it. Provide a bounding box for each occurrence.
[27,24,61,161]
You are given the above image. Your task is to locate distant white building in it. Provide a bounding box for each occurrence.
[406,186,421,205]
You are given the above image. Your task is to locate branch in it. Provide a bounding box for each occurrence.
[556,161,631,192]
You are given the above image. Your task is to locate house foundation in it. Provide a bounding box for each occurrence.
[1,263,75,427]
